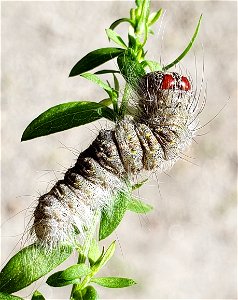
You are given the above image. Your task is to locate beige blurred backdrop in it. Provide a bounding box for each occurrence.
[1,1,237,299]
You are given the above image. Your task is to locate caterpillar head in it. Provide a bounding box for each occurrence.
[136,71,195,125]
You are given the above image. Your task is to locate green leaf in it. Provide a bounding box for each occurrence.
[92,241,116,272]
[98,98,112,106]
[130,8,136,23]
[135,0,142,7]
[135,0,150,34]
[148,9,163,26]
[80,73,115,96]
[91,277,136,288]
[105,29,127,49]
[163,15,202,71]
[62,263,91,280]
[88,239,101,266]
[128,34,137,49]
[46,263,90,287]
[94,69,120,75]
[132,178,148,190]
[142,60,162,72]
[71,290,83,300]
[81,286,98,300]
[21,101,116,141]
[0,292,23,300]
[117,49,146,117]
[46,271,80,287]
[117,49,146,87]
[69,48,124,77]
[0,243,72,294]
[109,18,134,31]
[127,198,153,214]
[99,189,131,240]
[31,290,45,300]
[113,73,119,93]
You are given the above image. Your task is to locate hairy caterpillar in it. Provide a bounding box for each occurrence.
[32,71,196,248]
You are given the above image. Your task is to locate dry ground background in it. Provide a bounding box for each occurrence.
[1,1,237,299]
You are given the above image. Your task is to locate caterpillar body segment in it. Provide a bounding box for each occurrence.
[115,118,144,173]
[32,71,196,247]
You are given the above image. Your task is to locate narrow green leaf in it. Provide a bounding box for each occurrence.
[69,48,124,77]
[62,263,91,281]
[99,98,112,106]
[92,241,116,272]
[105,29,127,49]
[132,178,148,190]
[46,263,90,287]
[82,286,98,300]
[106,79,112,89]
[31,290,45,300]
[113,74,119,93]
[117,49,145,117]
[21,101,116,141]
[0,243,72,294]
[142,60,162,72]
[94,69,120,75]
[163,15,202,71]
[130,8,136,22]
[148,9,163,26]
[46,271,80,287]
[0,292,23,300]
[71,290,83,300]
[128,34,137,49]
[91,277,136,288]
[109,18,134,31]
[88,239,101,266]
[127,198,153,214]
[80,73,115,98]
[136,0,150,34]
[117,49,146,87]
[99,189,131,240]
[117,49,146,117]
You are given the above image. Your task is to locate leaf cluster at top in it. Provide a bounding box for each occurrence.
[21,0,202,141]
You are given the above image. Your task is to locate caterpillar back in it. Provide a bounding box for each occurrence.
[32,71,197,248]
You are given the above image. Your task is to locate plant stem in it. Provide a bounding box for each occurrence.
[70,210,100,300]
[119,83,131,118]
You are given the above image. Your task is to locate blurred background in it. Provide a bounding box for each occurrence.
[1,1,237,299]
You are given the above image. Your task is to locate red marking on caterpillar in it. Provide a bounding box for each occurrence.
[160,73,191,91]
[160,74,176,90]
[180,76,191,91]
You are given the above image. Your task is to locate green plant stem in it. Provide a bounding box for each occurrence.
[74,262,98,292]
[70,211,100,300]
[119,83,131,118]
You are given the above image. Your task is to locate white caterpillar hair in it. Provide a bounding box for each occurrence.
[32,71,198,248]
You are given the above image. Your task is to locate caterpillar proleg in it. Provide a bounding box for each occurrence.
[32,71,197,248]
